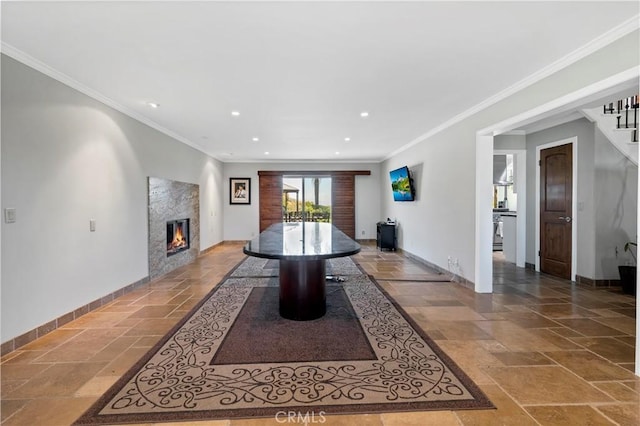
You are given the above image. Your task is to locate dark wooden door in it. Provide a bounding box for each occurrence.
[540,143,573,279]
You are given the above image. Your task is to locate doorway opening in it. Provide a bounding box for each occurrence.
[282,176,332,223]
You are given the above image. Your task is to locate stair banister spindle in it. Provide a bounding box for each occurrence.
[625,98,630,129]
[632,94,639,143]
[602,95,639,142]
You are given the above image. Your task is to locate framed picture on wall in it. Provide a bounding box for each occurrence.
[230,178,251,205]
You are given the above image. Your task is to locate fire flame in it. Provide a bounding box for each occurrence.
[168,225,188,252]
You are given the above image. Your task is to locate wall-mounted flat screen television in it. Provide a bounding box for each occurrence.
[389,166,415,201]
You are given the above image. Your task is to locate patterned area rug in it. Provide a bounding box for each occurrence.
[74,257,493,425]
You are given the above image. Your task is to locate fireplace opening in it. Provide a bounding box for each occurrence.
[167,219,190,256]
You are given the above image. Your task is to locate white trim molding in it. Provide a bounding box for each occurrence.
[475,134,494,293]
[0,42,217,160]
[387,15,640,160]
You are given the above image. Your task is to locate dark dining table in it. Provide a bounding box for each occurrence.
[243,222,361,320]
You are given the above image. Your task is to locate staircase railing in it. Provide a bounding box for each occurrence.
[603,94,639,142]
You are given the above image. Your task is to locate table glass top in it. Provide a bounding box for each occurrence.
[243,222,361,260]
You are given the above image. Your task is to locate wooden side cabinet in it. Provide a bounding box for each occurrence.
[376,222,396,251]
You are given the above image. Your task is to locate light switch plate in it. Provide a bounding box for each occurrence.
[4,208,16,223]
[90,219,96,232]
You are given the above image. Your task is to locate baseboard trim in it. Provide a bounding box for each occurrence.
[575,274,622,288]
[0,275,150,356]
[200,240,226,255]
[399,248,475,289]
[221,240,250,245]
[2,241,238,356]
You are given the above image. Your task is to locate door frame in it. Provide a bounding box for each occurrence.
[535,137,578,280]
[494,149,527,268]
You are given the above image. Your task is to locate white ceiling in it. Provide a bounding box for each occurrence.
[1,1,638,162]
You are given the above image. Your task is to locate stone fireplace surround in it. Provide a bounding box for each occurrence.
[148,177,200,279]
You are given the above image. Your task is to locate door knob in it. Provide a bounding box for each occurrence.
[558,216,572,223]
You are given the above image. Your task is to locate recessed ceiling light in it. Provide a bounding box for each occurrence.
[344,137,351,142]
[252,137,259,142]
[360,111,369,118]
[335,151,340,155]
[264,151,270,155]
[147,102,159,108]
[231,111,240,116]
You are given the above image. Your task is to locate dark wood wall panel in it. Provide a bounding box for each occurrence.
[258,174,283,232]
[331,175,356,238]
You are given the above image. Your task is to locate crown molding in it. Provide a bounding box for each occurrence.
[1,43,376,165]
[1,42,220,161]
[3,12,638,166]
[221,158,382,164]
[385,14,640,161]
[481,66,639,137]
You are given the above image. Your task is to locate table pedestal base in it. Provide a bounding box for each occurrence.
[279,259,326,321]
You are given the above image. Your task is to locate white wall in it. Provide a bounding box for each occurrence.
[594,126,638,278]
[222,162,381,241]
[1,56,224,342]
[382,30,639,283]
[382,124,480,280]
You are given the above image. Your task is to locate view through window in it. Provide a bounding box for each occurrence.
[282,176,332,223]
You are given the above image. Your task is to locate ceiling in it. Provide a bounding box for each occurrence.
[1,2,638,162]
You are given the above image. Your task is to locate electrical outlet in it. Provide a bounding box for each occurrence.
[4,208,16,223]
[361,230,365,235]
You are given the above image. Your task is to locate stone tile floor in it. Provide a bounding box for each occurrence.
[1,243,638,425]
